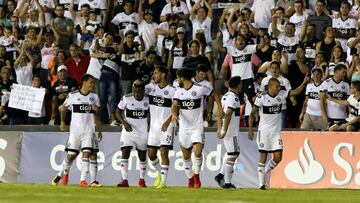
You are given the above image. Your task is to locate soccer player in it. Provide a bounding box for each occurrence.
[116,80,149,187]
[248,77,309,190]
[171,68,224,189]
[216,76,242,189]
[327,81,360,132]
[145,66,175,188]
[51,74,102,187]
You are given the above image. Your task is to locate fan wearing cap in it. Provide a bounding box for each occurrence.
[51,65,78,125]
[111,0,139,35]
[167,27,187,81]
[138,2,159,53]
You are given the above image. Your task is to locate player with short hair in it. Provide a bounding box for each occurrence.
[248,76,309,190]
[116,80,149,187]
[51,74,102,187]
[216,76,242,189]
[145,66,175,188]
[171,68,224,189]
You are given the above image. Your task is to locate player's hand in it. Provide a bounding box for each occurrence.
[97,132,103,142]
[290,96,297,106]
[91,104,99,113]
[58,105,66,112]
[248,128,254,140]
[60,122,66,132]
[217,130,226,139]
[161,120,170,132]
[123,122,132,132]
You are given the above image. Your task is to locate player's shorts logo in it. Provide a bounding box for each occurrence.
[284,138,324,184]
[259,143,264,148]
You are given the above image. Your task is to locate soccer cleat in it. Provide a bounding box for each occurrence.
[188,176,194,188]
[223,183,236,189]
[61,174,69,185]
[260,185,267,190]
[153,172,161,187]
[138,178,147,188]
[156,182,167,189]
[214,173,225,188]
[51,175,61,186]
[80,180,89,187]
[193,174,201,189]
[117,179,129,187]
[90,181,102,187]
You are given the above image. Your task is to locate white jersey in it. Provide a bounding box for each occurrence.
[320,78,350,119]
[0,36,17,52]
[192,16,212,43]
[332,17,357,51]
[192,78,212,89]
[145,83,175,130]
[111,12,139,35]
[118,94,149,136]
[260,75,291,110]
[226,44,257,80]
[173,83,213,130]
[255,90,288,132]
[289,13,308,36]
[277,34,300,63]
[63,90,99,134]
[221,91,241,137]
[161,2,189,17]
[78,0,107,22]
[40,44,55,70]
[59,0,80,19]
[138,21,158,53]
[347,94,360,122]
[305,82,322,116]
[37,0,56,25]
[171,45,186,69]
[15,63,33,86]
[328,61,346,77]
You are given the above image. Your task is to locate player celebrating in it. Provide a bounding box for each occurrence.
[145,66,175,188]
[51,74,102,187]
[171,68,224,189]
[216,76,242,189]
[248,77,308,190]
[116,80,149,187]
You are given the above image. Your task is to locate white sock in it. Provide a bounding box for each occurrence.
[151,158,161,172]
[258,163,265,187]
[194,156,202,175]
[89,160,97,183]
[120,159,129,180]
[184,159,193,179]
[80,158,90,181]
[57,158,73,177]
[140,161,147,179]
[219,154,227,175]
[160,165,169,184]
[265,159,278,174]
[224,161,235,183]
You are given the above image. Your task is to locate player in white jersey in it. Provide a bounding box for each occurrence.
[116,80,149,188]
[171,68,224,189]
[248,77,309,190]
[145,66,175,188]
[320,64,350,128]
[215,76,242,189]
[327,81,360,131]
[300,68,327,130]
[51,74,102,187]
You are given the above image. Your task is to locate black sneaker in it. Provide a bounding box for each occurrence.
[214,173,225,187]
[223,183,236,189]
[260,185,267,190]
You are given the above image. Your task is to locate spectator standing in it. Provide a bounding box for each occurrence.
[64,44,90,86]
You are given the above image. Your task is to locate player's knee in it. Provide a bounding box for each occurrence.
[67,153,77,161]
[89,152,97,160]
[82,151,91,158]
[147,149,157,161]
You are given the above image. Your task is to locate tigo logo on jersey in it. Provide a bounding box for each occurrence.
[271,132,360,189]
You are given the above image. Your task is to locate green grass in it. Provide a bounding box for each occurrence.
[0,184,360,203]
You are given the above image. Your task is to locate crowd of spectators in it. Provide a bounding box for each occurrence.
[0,0,359,131]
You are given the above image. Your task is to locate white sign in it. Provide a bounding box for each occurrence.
[8,84,45,114]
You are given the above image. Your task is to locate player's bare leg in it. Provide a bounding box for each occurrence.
[89,151,101,187]
[148,147,161,187]
[158,146,170,188]
[138,149,147,187]
[181,146,194,188]
[80,150,91,187]
[193,143,203,189]
[117,148,131,187]
[258,152,267,190]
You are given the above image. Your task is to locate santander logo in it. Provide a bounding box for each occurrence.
[284,138,325,184]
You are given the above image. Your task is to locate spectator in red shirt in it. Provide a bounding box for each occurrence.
[64,44,90,86]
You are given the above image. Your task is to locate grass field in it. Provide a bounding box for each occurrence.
[1,184,360,203]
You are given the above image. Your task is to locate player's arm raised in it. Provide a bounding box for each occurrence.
[115,108,132,132]
[248,106,259,140]
[289,76,310,97]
